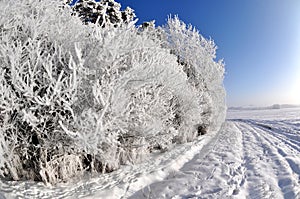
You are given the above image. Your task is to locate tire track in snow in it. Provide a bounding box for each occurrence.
[245,120,300,153]
[234,122,282,199]
[234,120,300,199]
[243,120,300,185]
[129,122,247,199]
[130,119,300,199]
[255,125,300,199]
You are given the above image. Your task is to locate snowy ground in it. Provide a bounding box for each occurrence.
[1,108,300,199]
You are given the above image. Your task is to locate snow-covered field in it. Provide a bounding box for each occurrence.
[1,107,300,199]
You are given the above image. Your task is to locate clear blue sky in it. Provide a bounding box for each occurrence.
[76,0,300,107]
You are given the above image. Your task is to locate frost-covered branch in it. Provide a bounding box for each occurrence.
[0,0,226,185]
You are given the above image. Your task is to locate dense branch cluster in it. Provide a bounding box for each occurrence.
[0,0,226,184]
[71,0,135,27]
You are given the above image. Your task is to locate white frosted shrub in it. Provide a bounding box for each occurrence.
[71,22,202,168]
[162,16,226,133]
[0,0,90,184]
[0,0,226,185]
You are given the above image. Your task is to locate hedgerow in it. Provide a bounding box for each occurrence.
[0,0,226,184]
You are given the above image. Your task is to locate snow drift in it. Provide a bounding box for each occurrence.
[0,0,226,184]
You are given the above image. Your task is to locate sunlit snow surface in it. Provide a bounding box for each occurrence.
[1,108,300,199]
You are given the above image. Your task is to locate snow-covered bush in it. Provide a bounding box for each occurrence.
[162,16,226,133]
[0,0,91,184]
[0,0,225,185]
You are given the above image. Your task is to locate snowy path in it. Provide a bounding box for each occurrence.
[129,119,300,199]
[1,108,300,199]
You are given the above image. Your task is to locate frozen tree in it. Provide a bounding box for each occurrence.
[139,20,156,31]
[0,0,226,185]
[71,0,136,27]
[0,0,91,184]
[162,16,226,134]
